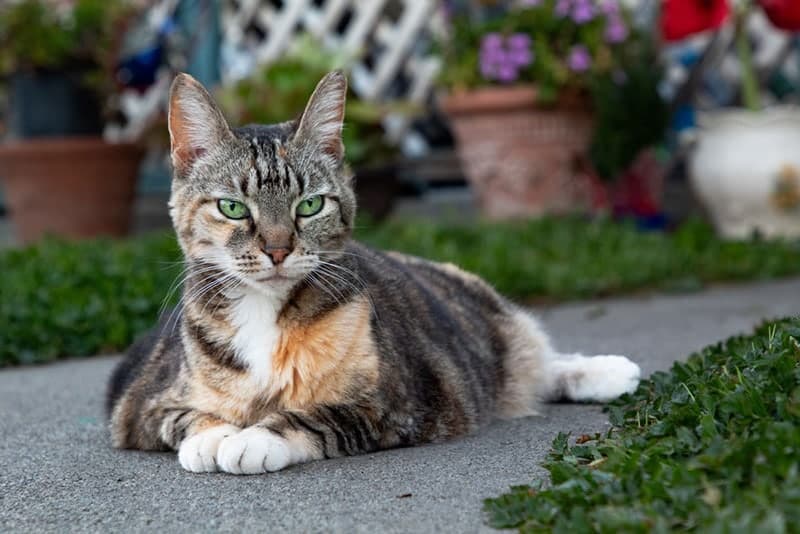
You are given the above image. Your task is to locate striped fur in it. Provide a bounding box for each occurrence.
[107,72,641,474]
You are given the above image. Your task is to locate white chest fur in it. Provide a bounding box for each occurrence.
[229,290,283,385]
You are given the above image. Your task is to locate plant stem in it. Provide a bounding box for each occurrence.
[736,8,761,111]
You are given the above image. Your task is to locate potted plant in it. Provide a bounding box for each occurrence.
[217,37,412,220]
[0,0,145,243]
[665,0,800,238]
[438,0,624,218]
[437,0,666,219]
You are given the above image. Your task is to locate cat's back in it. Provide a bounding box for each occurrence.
[350,242,510,362]
[340,241,521,433]
[347,240,508,319]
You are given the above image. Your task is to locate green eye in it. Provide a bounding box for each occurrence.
[217,199,250,220]
[295,195,325,217]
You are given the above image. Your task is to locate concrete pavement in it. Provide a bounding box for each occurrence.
[2,278,799,533]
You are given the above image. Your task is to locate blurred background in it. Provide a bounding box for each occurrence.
[2,0,800,365]
[1,0,799,243]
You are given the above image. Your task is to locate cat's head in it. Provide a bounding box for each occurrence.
[167,71,356,296]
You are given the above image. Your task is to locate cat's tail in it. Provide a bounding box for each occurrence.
[538,352,641,403]
[499,309,640,417]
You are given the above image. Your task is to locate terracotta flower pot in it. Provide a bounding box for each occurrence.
[441,86,595,219]
[353,162,402,221]
[0,137,144,243]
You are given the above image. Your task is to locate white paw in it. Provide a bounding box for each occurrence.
[575,355,641,402]
[178,424,240,473]
[217,427,292,475]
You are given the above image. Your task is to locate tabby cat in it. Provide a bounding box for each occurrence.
[107,71,640,474]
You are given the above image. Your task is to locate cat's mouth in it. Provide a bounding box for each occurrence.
[255,273,296,283]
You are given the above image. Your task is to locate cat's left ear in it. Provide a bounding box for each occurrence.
[293,70,347,164]
[168,73,233,178]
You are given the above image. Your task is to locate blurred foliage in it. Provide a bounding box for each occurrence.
[0,232,181,366]
[588,47,670,181]
[217,36,416,168]
[485,316,800,531]
[360,217,800,299]
[2,218,800,366]
[0,0,133,97]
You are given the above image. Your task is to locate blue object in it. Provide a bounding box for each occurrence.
[671,103,696,133]
[175,0,221,87]
[117,45,164,90]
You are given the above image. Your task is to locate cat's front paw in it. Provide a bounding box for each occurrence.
[178,424,240,473]
[217,427,292,475]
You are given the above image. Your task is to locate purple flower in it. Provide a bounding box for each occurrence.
[507,33,531,50]
[567,45,592,72]
[605,16,628,43]
[599,0,619,16]
[479,32,534,84]
[555,0,571,17]
[571,0,595,23]
[496,65,518,82]
[509,49,533,65]
[482,33,503,51]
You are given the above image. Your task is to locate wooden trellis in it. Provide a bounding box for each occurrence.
[220,0,442,149]
[111,0,443,154]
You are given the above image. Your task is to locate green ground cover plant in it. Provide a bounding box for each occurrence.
[1,217,799,366]
[485,316,800,532]
[360,217,800,299]
[0,232,180,365]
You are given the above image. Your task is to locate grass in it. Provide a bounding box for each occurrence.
[484,316,800,532]
[1,217,800,366]
[359,217,800,300]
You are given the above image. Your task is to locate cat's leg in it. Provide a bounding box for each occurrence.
[503,309,641,407]
[169,411,241,473]
[111,397,239,472]
[216,406,380,475]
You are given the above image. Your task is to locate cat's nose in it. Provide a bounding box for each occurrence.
[262,245,292,265]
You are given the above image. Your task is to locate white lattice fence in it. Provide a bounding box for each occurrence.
[220,0,442,151]
[110,0,443,154]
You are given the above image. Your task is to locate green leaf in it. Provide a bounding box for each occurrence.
[486,317,800,532]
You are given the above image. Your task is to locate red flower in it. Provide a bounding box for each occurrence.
[660,0,731,42]
[760,0,800,31]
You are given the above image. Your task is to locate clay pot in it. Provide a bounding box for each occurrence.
[0,137,144,243]
[689,107,800,239]
[353,162,402,221]
[440,86,595,219]
[7,70,104,138]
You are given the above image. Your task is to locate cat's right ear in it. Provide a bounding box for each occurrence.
[168,73,233,178]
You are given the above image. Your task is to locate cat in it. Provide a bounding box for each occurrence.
[106,71,641,475]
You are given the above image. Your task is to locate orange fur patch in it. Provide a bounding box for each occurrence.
[188,296,379,426]
[273,296,379,409]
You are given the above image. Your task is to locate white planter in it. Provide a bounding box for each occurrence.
[689,107,800,239]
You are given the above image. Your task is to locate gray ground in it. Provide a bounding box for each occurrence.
[2,278,799,533]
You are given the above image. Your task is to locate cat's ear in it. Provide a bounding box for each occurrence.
[168,73,233,177]
[293,70,347,163]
